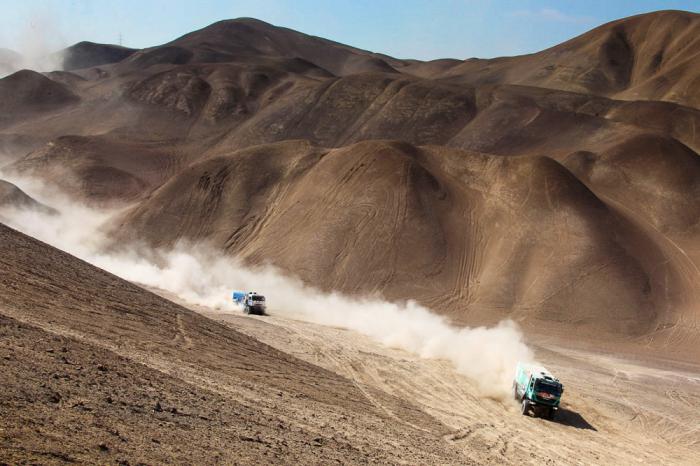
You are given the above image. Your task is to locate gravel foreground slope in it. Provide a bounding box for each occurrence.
[0,223,466,465]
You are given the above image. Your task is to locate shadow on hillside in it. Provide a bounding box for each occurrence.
[554,408,597,431]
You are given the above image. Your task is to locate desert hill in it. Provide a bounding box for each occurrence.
[61,41,138,71]
[1,10,699,356]
[150,18,400,76]
[435,10,700,107]
[10,135,179,203]
[0,179,53,212]
[0,222,465,464]
[0,69,79,119]
[116,139,690,347]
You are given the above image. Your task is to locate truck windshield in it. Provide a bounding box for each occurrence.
[535,381,561,396]
[252,296,265,302]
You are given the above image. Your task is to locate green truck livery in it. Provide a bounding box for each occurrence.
[513,363,564,419]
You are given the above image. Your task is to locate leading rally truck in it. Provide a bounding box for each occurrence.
[513,363,564,419]
[232,291,267,315]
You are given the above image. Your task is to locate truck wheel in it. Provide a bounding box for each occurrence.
[547,408,556,420]
[521,400,530,416]
[243,306,250,315]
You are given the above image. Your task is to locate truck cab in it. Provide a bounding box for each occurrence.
[514,363,564,419]
[244,292,266,315]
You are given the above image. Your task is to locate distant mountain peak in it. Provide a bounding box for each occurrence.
[61,41,138,71]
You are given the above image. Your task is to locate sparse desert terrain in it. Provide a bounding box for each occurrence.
[0,224,468,464]
[1,9,700,465]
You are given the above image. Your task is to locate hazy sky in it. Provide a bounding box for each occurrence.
[1,0,698,60]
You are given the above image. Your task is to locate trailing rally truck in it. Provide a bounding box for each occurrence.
[232,291,267,315]
[513,363,564,419]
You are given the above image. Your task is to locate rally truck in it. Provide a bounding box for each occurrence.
[232,291,267,315]
[513,363,564,420]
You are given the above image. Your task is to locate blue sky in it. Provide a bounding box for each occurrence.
[1,0,698,59]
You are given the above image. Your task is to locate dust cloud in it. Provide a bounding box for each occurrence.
[1,11,65,75]
[0,172,534,400]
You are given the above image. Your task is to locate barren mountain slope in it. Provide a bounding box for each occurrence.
[10,135,181,203]
[147,18,401,76]
[0,70,79,119]
[437,10,700,107]
[0,179,54,213]
[0,223,467,464]
[114,139,700,355]
[61,41,138,71]
[1,10,699,355]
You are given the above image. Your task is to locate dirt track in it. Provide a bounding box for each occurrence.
[179,303,700,465]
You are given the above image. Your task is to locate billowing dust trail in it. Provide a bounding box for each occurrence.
[157,290,700,465]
